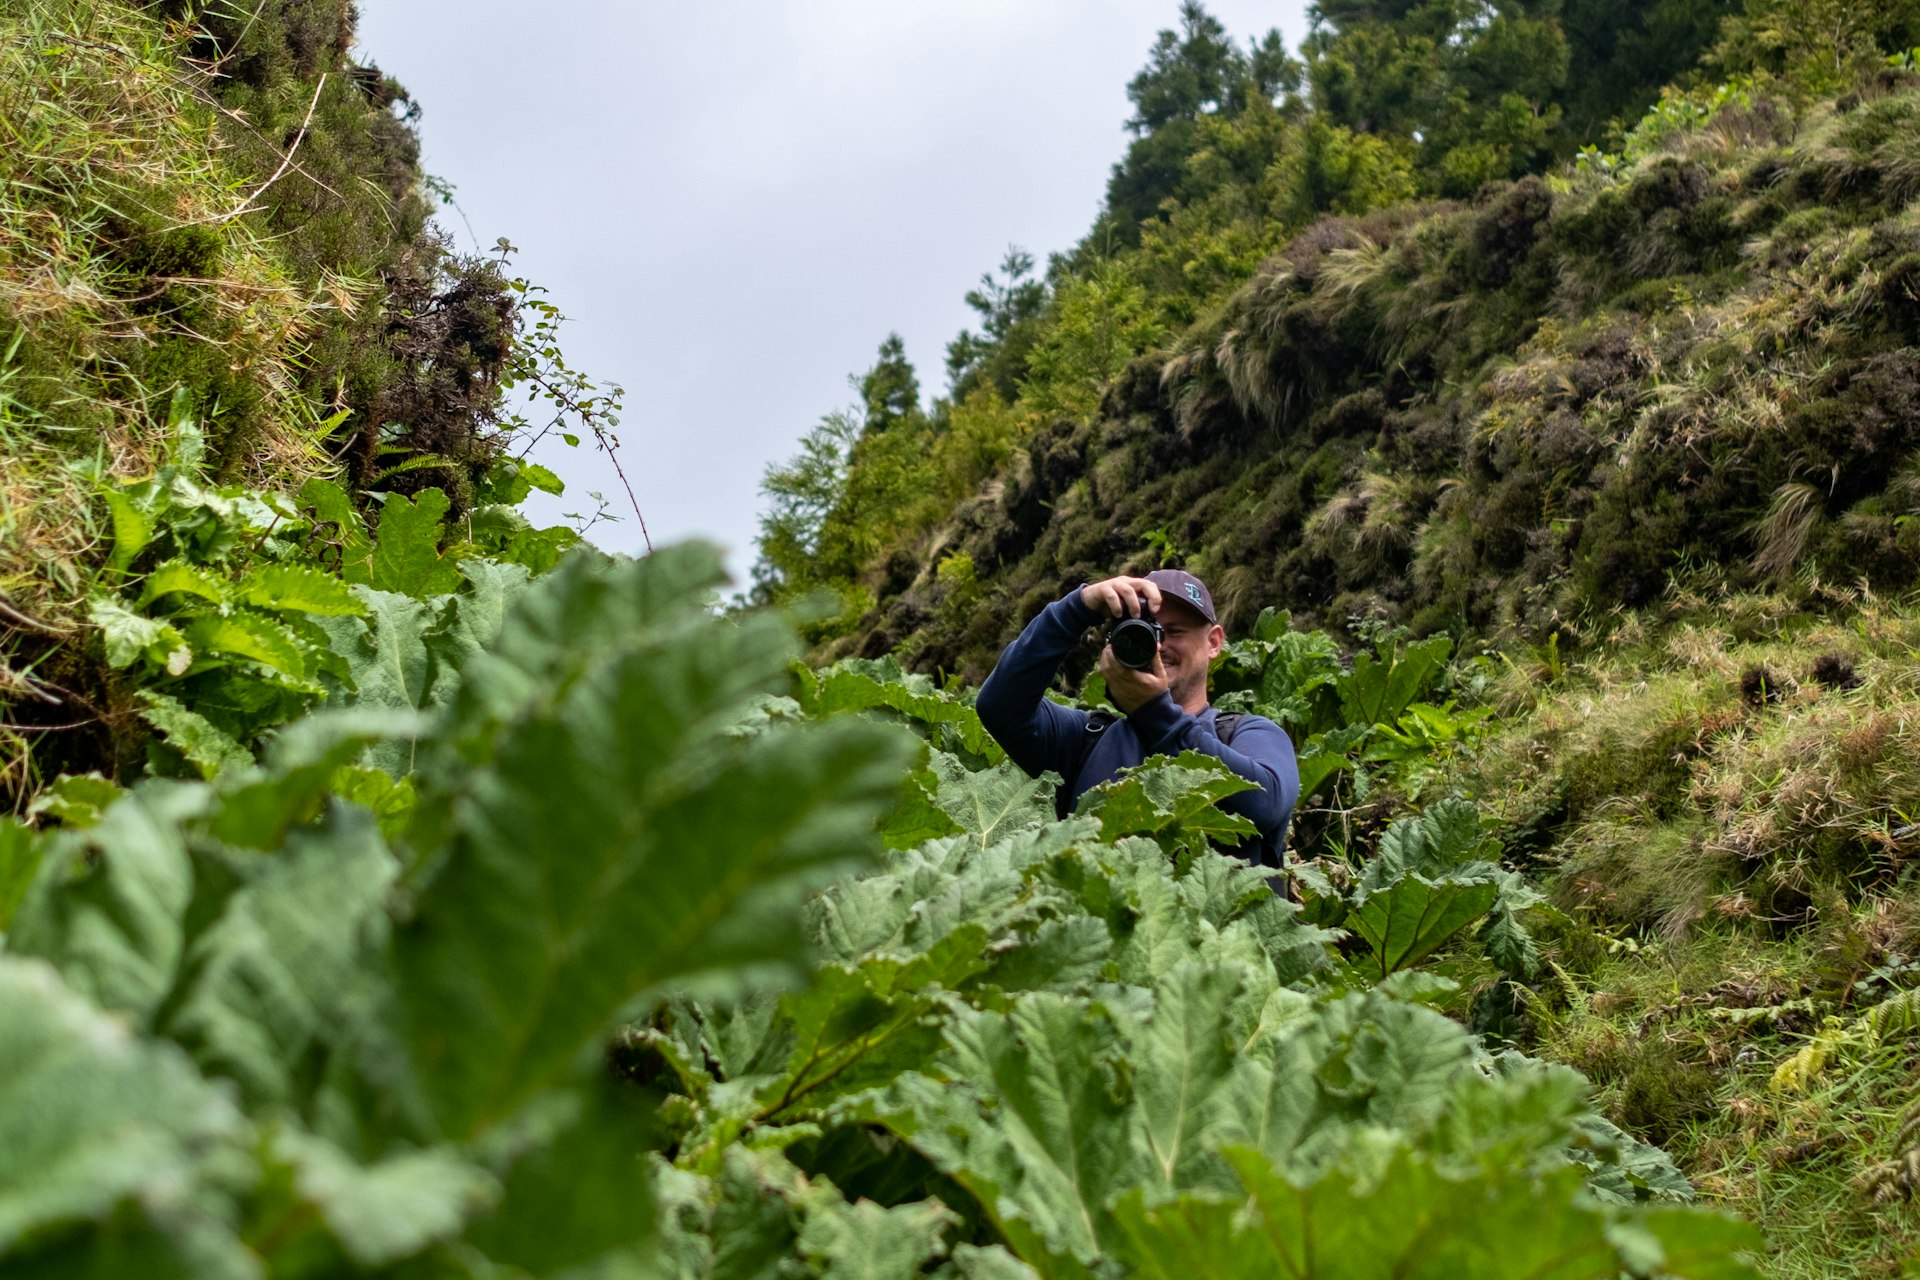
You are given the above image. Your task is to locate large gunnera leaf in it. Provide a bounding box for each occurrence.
[924,751,1055,848]
[1130,961,1265,1193]
[366,487,463,596]
[1347,873,1501,978]
[0,817,42,930]
[1075,751,1257,860]
[1362,798,1498,887]
[860,991,1137,1268]
[1342,799,1544,978]
[393,544,917,1140]
[462,1081,662,1275]
[799,657,1006,763]
[754,924,993,1121]
[1113,1144,1759,1280]
[0,956,241,1263]
[7,785,204,1024]
[853,965,1264,1272]
[317,559,527,774]
[157,804,396,1109]
[797,1193,959,1280]
[258,1123,496,1270]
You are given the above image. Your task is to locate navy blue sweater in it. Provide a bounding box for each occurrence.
[975,591,1301,865]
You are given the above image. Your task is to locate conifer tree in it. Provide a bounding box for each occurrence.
[1105,3,1297,235]
[1557,0,1739,140]
[946,248,1048,401]
[861,334,921,431]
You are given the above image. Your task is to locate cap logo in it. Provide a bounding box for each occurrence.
[1186,583,1203,605]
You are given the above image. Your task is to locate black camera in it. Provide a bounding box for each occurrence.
[1106,601,1164,671]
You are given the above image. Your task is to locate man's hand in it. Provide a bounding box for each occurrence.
[1100,642,1169,714]
[1079,575,1164,620]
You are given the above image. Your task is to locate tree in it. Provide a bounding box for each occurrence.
[1127,1,1244,132]
[1021,261,1167,424]
[1556,0,1739,141]
[774,338,943,596]
[753,410,858,601]
[1305,0,1571,193]
[1283,117,1419,221]
[860,333,920,432]
[946,247,1048,401]
[1236,29,1308,113]
[933,387,1031,501]
[1106,3,1300,235]
[754,335,945,604]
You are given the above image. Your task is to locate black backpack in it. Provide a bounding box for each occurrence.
[1063,709,1286,869]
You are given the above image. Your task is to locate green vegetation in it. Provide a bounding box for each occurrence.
[0,0,607,801]
[0,568,1765,1274]
[755,0,1920,675]
[6,0,1920,1274]
[1433,589,1920,1274]
[750,2,1920,1274]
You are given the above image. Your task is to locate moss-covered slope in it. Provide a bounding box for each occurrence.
[861,77,1920,677]
[0,0,516,620]
[0,0,534,797]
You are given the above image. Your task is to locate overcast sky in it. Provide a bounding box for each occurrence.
[353,1,1313,585]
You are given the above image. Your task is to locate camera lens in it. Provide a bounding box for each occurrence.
[1108,617,1162,670]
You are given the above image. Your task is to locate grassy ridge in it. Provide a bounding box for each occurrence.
[0,0,564,803]
[860,80,1920,676]
[1435,591,1920,1274]
[0,1,330,614]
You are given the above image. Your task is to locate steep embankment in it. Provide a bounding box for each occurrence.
[873,80,1920,678]
[0,0,549,800]
[1426,588,1920,1274]
[0,11,1779,1265]
[752,16,1920,1275]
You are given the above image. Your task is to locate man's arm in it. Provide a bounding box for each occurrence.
[975,592,1098,779]
[1125,696,1300,837]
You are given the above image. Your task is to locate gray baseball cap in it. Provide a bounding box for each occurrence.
[1145,569,1216,624]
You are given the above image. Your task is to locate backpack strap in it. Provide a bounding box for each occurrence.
[1208,711,1288,871]
[1068,710,1120,794]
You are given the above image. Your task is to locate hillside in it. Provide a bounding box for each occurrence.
[756,3,1920,675]
[788,83,1920,677]
[0,0,584,802]
[921,84,1920,661]
[753,2,1920,1274]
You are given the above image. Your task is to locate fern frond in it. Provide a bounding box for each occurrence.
[1856,1094,1920,1204]
[1770,1016,1849,1093]
[1771,987,1920,1093]
[1860,984,1920,1042]
[371,453,458,483]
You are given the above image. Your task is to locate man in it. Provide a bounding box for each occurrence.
[976,569,1299,869]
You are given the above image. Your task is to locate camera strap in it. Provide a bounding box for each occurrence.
[1061,711,1119,814]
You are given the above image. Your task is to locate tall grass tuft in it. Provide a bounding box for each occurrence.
[0,0,332,624]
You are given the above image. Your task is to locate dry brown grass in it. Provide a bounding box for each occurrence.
[0,0,340,623]
[1453,596,1920,940]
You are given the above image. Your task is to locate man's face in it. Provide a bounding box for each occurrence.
[1155,601,1225,704]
